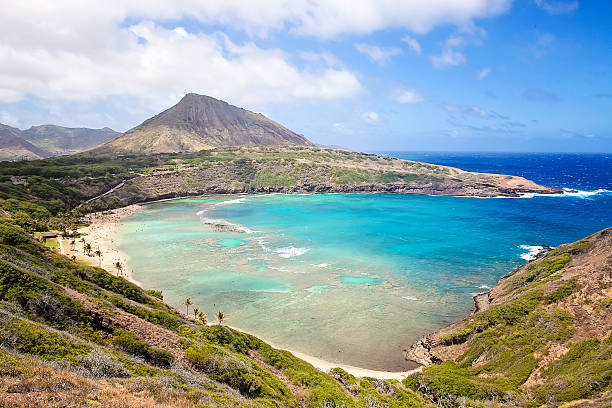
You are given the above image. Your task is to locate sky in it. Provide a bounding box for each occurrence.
[0,0,610,152]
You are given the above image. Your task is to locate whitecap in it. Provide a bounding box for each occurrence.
[310,263,329,268]
[276,247,310,258]
[424,300,435,303]
[216,197,248,206]
[519,188,611,199]
[518,244,549,261]
[478,284,491,290]
[402,296,418,301]
[454,188,610,200]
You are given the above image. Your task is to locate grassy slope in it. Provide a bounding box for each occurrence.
[405,229,612,407]
[0,215,428,408]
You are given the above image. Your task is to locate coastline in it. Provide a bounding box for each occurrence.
[75,204,144,285]
[75,196,421,379]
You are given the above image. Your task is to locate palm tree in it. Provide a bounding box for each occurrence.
[217,311,226,325]
[71,255,77,261]
[94,249,102,266]
[84,243,92,256]
[114,261,122,276]
[197,311,207,325]
[80,238,86,254]
[193,307,200,319]
[70,239,76,250]
[183,298,193,315]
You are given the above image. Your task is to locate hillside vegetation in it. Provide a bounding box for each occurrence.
[0,206,610,407]
[405,228,612,407]
[0,212,430,407]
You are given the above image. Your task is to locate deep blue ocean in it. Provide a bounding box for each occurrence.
[119,152,611,370]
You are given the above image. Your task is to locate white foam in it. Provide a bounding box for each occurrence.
[217,197,248,206]
[196,209,255,234]
[520,188,611,199]
[478,284,491,290]
[454,188,611,200]
[276,247,310,258]
[310,263,329,268]
[518,244,549,261]
[402,296,418,301]
[267,265,290,272]
[424,300,435,303]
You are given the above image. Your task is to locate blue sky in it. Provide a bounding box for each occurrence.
[0,0,610,152]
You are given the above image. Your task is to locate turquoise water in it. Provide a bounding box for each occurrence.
[117,188,612,371]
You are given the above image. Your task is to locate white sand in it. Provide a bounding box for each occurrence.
[75,204,143,284]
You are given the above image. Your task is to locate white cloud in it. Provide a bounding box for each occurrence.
[401,36,422,55]
[0,18,360,108]
[534,0,579,15]
[354,43,402,65]
[442,104,507,119]
[431,35,467,68]
[431,49,466,68]
[395,89,424,104]
[0,111,18,127]
[362,111,380,124]
[0,1,512,113]
[477,67,491,79]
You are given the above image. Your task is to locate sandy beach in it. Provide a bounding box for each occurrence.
[71,199,422,380]
[64,204,144,284]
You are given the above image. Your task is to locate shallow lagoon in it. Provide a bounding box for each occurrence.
[118,191,612,370]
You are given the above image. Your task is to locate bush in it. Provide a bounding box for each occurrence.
[112,329,173,368]
[145,289,163,300]
[0,315,90,364]
[80,349,129,378]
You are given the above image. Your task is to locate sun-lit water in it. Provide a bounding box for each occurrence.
[117,153,612,371]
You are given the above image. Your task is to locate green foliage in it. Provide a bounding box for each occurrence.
[112,329,173,368]
[0,315,90,364]
[532,335,612,404]
[0,219,41,252]
[443,291,542,345]
[544,278,578,304]
[146,289,164,300]
[185,344,295,404]
[107,295,183,331]
[0,259,94,329]
[405,361,503,400]
[510,253,572,290]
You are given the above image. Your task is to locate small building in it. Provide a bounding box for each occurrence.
[41,232,58,240]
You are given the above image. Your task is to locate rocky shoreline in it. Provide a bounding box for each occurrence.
[403,245,556,367]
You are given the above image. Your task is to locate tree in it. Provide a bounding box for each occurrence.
[114,261,122,276]
[71,255,76,261]
[217,311,226,325]
[94,249,102,267]
[80,237,86,254]
[183,298,193,315]
[84,243,92,256]
[193,307,200,319]
[197,311,207,325]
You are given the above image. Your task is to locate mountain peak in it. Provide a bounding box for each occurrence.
[95,93,313,155]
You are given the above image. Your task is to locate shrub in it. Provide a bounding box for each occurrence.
[0,315,90,364]
[146,289,163,300]
[112,329,173,368]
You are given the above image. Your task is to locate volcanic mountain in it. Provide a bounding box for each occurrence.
[95,93,313,154]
